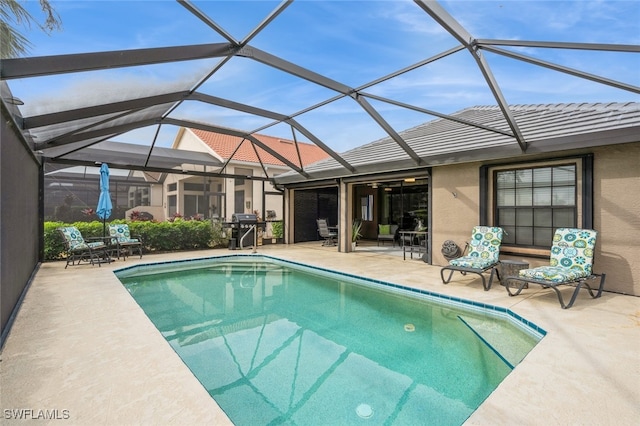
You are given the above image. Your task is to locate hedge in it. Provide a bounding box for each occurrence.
[44,219,229,261]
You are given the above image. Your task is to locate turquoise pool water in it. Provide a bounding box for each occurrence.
[116,255,544,426]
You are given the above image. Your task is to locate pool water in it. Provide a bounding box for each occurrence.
[116,255,543,426]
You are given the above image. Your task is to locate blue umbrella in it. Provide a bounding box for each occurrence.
[96,163,112,237]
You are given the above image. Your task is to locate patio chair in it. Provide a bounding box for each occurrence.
[108,223,143,260]
[440,226,504,291]
[377,224,398,246]
[58,226,109,269]
[317,219,337,246]
[503,228,606,309]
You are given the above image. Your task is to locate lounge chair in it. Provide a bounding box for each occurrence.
[503,228,606,309]
[440,226,504,291]
[317,219,337,246]
[377,224,398,246]
[58,226,109,268]
[108,223,143,260]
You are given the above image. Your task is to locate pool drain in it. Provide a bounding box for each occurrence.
[404,323,415,332]
[356,403,373,419]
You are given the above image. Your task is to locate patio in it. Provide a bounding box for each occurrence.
[1,244,638,425]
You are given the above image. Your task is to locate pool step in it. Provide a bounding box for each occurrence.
[457,315,536,368]
[457,315,514,369]
[207,262,291,274]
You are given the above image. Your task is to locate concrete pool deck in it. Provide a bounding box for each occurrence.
[1,244,639,425]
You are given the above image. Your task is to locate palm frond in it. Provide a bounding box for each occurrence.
[0,0,61,58]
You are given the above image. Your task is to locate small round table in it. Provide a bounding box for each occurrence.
[499,260,529,288]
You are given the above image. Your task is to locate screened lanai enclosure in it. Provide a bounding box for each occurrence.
[3,1,638,180]
[1,0,639,342]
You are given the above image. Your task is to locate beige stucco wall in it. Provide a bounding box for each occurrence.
[592,143,640,295]
[431,162,482,266]
[431,142,640,296]
[172,128,222,161]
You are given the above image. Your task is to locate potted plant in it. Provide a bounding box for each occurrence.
[351,219,362,250]
[271,221,283,243]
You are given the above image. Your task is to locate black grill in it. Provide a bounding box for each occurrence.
[230,213,258,249]
[232,213,258,225]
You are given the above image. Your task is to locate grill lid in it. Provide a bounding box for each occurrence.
[232,213,258,222]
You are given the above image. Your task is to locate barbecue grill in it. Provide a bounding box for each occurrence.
[231,213,258,249]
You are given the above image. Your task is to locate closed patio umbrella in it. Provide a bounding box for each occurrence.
[96,163,112,238]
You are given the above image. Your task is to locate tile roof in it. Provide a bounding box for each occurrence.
[189,128,330,168]
[276,102,640,184]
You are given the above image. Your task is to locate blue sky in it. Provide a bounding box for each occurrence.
[11,0,640,152]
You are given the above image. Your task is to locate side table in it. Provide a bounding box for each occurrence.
[499,260,529,288]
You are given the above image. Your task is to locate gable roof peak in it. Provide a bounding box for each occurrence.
[187,127,330,167]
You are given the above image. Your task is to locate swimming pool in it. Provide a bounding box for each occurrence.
[116,255,544,425]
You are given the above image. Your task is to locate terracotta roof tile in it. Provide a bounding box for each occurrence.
[190,128,329,168]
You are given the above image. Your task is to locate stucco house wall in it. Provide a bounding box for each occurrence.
[431,142,640,296]
[593,143,640,295]
[174,129,223,161]
[167,126,335,221]
[431,162,481,267]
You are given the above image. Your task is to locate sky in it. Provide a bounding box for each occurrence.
[9,0,640,153]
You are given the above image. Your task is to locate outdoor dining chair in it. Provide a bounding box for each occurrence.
[317,219,337,246]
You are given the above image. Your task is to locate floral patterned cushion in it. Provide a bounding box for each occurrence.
[59,226,104,251]
[109,224,140,244]
[519,228,596,283]
[449,226,503,269]
[449,255,496,269]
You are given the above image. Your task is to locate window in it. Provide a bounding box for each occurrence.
[127,185,150,208]
[184,182,209,192]
[167,183,177,192]
[234,167,253,186]
[494,164,576,247]
[184,194,205,218]
[385,179,428,229]
[361,195,373,221]
[167,195,177,217]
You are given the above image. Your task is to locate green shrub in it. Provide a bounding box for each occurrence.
[43,219,230,261]
[44,221,66,260]
[210,220,228,248]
